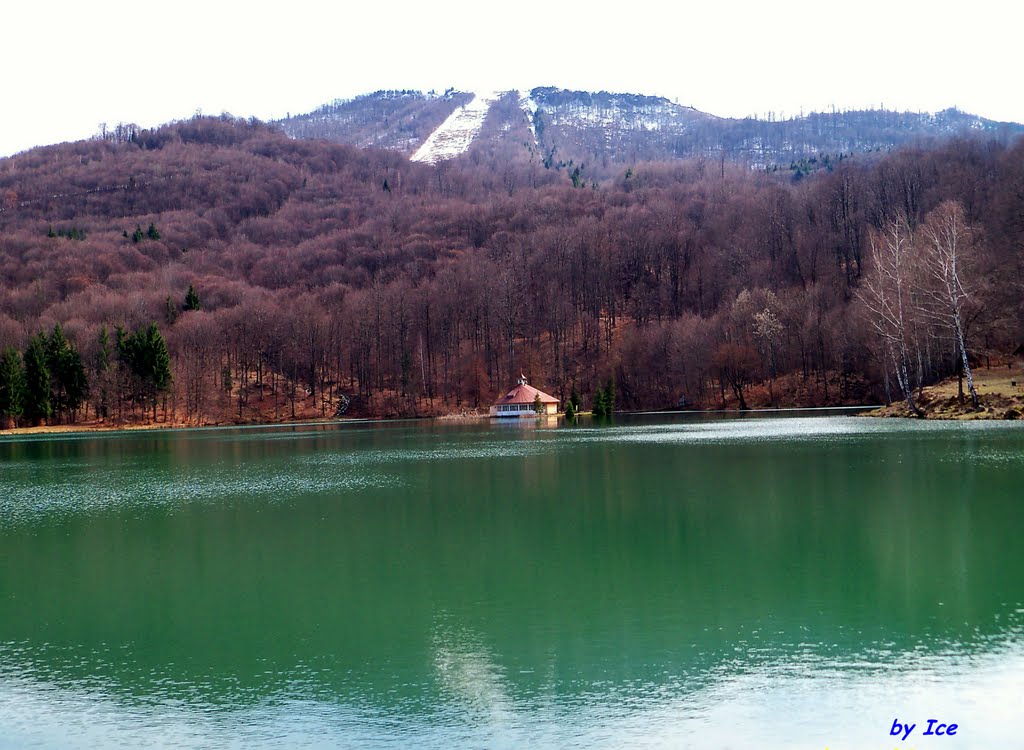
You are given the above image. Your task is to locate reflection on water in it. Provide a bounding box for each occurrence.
[1,415,1022,748]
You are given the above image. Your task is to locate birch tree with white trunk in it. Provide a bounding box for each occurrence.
[857,215,924,417]
[917,201,981,409]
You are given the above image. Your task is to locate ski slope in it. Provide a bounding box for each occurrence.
[411,91,502,163]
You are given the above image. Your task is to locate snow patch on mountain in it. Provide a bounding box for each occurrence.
[521,93,539,144]
[542,97,696,131]
[411,91,502,163]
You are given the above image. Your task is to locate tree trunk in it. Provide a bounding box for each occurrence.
[957,357,964,405]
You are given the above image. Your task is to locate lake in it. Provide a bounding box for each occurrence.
[1,413,1022,749]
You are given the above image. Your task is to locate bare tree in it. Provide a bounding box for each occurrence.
[917,201,980,408]
[857,216,923,416]
[753,305,784,402]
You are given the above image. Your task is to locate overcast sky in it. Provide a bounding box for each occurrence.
[2,0,1020,157]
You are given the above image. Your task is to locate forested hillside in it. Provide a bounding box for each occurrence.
[527,89,1024,172]
[0,115,1021,427]
[277,89,473,153]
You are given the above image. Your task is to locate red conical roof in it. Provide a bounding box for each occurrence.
[493,376,559,405]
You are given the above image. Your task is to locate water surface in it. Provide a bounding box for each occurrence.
[1,414,1022,748]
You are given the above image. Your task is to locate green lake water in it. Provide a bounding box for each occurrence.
[1,414,1022,749]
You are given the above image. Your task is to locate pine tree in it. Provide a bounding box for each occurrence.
[23,334,51,425]
[533,393,543,414]
[563,398,576,420]
[592,387,606,418]
[115,325,136,418]
[569,385,580,411]
[45,324,67,417]
[0,346,26,428]
[147,323,173,420]
[147,223,160,240]
[184,284,201,311]
[44,324,88,422]
[117,323,172,420]
[604,378,616,416]
[62,344,88,420]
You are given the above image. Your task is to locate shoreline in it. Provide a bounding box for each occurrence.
[860,369,1023,421]
[0,417,356,439]
[2,384,1020,439]
[0,404,888,440]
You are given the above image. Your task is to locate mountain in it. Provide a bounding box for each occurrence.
[276,88,1024,174]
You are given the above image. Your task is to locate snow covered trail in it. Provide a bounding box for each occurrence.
[521,93,539,143]
[411,91,503,163]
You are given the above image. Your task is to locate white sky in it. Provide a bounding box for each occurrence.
[2,0,1020,157]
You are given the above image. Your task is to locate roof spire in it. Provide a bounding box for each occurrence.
[517,373,527,386]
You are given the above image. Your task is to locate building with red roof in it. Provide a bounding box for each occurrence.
[489,375,560,417]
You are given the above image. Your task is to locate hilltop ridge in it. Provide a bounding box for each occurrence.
[276,87,1024,172]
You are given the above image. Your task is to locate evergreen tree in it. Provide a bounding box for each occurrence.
[149,324,172,383]
[44,324,88,422]
[115,325,137,417]
[132,225,144,243]
[45,325,65,415]
[0,346,26,428]
[115,325,129,362]
[147,323,173,420]
[533,393,543,414]
[569,385,581,411]
[119,323,173,420]
[147,222,160,240]
[592,387,606,418]
[563,398,576,420]
[604,378,616,416]
[23,334,51,425]
[184,284,201,311]
[62,343,88,419]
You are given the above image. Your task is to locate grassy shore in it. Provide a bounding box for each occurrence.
[866,365,1024,420]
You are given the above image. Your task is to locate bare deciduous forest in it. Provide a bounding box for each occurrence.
[0,116,1021,427]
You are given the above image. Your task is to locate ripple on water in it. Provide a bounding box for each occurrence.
[938,448,1024,466]
[298,440,561,468]
[0,467,402,529]
[571,415,1024,447]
